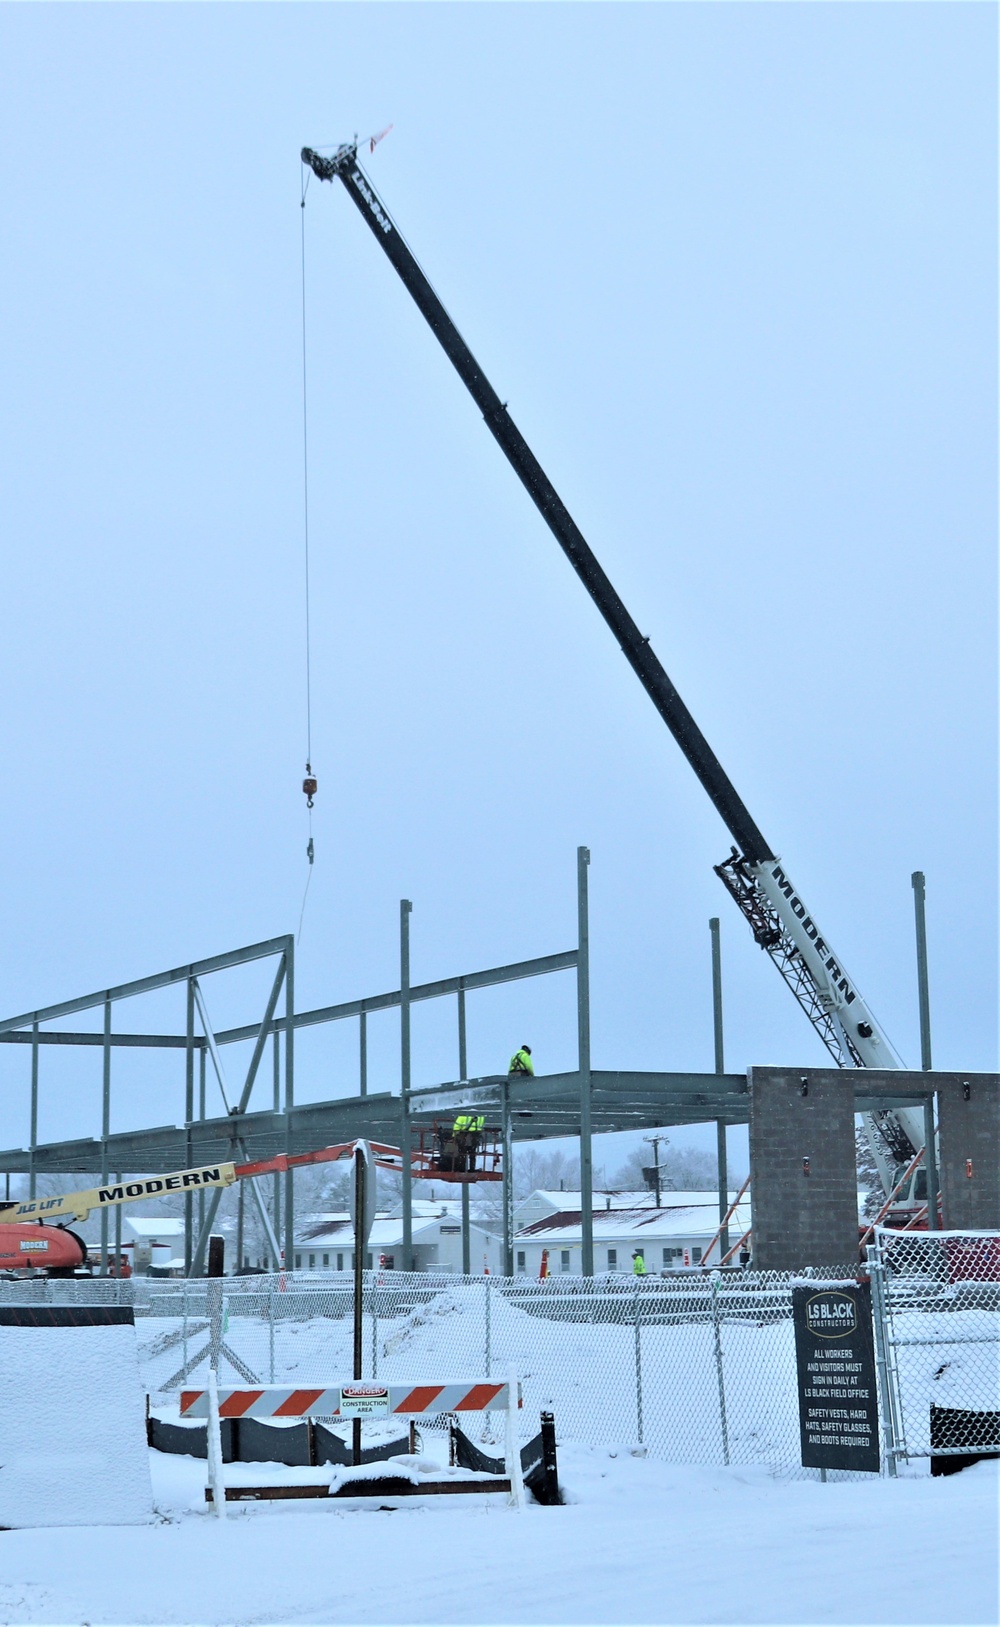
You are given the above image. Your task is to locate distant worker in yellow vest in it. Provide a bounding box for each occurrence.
[632,1249,647,1276]
[508,1045,534,1076]
[452,1112,485,1172]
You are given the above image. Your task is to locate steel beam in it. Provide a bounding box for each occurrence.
[0,937,292,1034]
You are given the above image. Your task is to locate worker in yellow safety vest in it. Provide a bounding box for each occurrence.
[632,1249,647,1276]
[452,1113,485,1173]
[508,1045,534,1076]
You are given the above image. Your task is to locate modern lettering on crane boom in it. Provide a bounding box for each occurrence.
[769,865,857,1005]
[96,1168,224,1205]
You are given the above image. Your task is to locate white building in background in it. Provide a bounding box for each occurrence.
[293,1201,501,1274]
[121,1216,186,1275]
[512,1191,751,1277]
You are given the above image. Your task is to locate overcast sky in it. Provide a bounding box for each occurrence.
[0,3,995,1172]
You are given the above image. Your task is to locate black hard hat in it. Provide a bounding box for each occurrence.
[522,1044,531,1054]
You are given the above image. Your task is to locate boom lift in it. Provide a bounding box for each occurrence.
[301,142,925,1204]
[0,1130,502,1276]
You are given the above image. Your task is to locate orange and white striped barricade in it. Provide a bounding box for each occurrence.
[180,1375,525,1509]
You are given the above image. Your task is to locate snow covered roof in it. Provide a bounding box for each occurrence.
[123,1217,185,1240]
[295,1213,491,1249]
[517,1201,752,1245]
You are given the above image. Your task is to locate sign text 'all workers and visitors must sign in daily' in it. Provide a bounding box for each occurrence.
[792,1281,880,1473]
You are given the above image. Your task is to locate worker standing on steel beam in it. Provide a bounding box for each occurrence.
[508,1045,534,1076]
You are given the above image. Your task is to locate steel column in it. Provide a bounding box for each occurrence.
[912,872,932,1070]
[28,1022,38,1199]
[577,847,593,1276]
[272,1030,281,1269]
[923,1094,940,1230]
[458,984,470,1273]
[100,997,111,1274]
[185,978,195,1276]
[400,900,413,1271]
[283,940,295,1273]
[359,1009,367,1097]
[710,919,729,1258]
[198,1046,207,1246]
[502,1077,514,1277]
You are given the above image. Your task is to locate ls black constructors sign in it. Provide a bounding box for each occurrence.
[792,1281,880,1473]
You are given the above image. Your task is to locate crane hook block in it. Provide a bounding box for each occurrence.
[303,768,317,809]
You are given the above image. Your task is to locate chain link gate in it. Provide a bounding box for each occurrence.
[869,1228,1000,1472]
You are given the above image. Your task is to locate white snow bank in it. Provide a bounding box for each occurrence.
[0,1322,153,1528]
[0,1446,995,1624]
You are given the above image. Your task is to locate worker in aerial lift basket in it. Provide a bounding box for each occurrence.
[508,1044,534,1076]
[632,1249,647,1276]
[451,1113,485,1172]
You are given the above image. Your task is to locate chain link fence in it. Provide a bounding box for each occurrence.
[4,1246,997,1477]
[870,1228,1000,1469]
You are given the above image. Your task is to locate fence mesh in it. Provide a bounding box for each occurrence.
[5,1247,997,1474]
[0,1266,869,1475]
[872,1228,1000,1463]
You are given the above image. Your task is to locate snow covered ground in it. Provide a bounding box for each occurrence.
[0,1445,995,1625]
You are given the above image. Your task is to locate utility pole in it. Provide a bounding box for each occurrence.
[643,1134,669,1209]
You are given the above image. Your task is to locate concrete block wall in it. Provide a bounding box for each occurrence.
[749,1068,860,1271]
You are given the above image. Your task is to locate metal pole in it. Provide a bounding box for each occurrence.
[633,1285,643,1446]
[100,996,111,1275]
[283,944,295,1275]
[866,1244,898,1477]
[236,1175,245,1271]
[198,1045,207,1262]
[28,1022,38,1199]
[502,1077,514,1277]
[272,1030,280,1270]
[577,846,593,1277]
[458,983,470,1273]
[923,1095,940,1230]
[912,872,932,1071]
[352,1151,365,1465]
[461,1183,471,1276]
[710,917,725,1072]
[710,918,729,1260]
[400,900,413,1272]
[711,1279,730,1465]
[184,979,195,1276]
[114,1173,123,1279]
[359,1008,367,1097]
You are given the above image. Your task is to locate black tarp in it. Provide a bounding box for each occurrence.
[452,1415,561,1504]
[149,1414,410,1467]
[930,1405,1000,1476]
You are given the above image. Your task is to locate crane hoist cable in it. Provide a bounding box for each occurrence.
[298,165,316,941]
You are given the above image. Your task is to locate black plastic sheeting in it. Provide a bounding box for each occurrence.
[149,1414,410,1467]
[0,1307,135,1327]
[930,1406,1000,1477]
[452,1414,561,1504]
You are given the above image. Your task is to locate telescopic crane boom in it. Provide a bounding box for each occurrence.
[301,142,923,1194]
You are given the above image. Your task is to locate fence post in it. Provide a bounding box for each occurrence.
[182,1283,188,1378]
[711,1278,731,1466]
[633,1285,644,1446]
[268,1285,275,1383]
[371,1271,378,1379]
[485,1274,492,1378]
[867,1243,898,1477]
